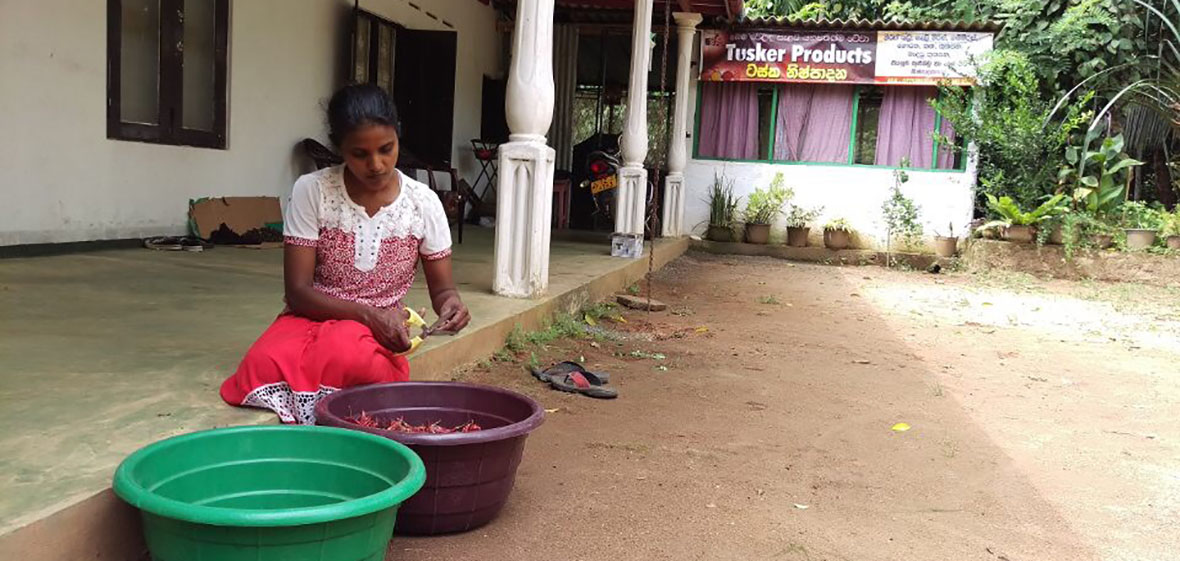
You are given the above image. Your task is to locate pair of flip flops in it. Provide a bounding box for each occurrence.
[144,236,212,252]
[531,361,617,399]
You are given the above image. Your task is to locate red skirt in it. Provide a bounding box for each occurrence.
[220,314,409,424]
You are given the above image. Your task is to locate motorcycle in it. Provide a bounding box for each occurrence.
[580,149,621,231]
[578,148,661,238]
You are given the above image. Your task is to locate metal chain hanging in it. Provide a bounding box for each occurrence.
[645,0,674,312]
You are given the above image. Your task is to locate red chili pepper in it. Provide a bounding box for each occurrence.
[347,412,482,434]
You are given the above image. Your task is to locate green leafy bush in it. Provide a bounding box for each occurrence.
[1161,208,1180,237]
[983,193,1067,227]
[785,205,824,228]
[1120,201,1165,230]
[933,51,1091,213]
[1057,132,1143,215]
[824,218,854,232]
[744,173,793,225]
[881,167,923,249]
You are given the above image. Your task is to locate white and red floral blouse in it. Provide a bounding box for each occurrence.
[283,165,452,309]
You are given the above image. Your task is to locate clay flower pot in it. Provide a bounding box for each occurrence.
[1047,224,1065,245]
[824,229,851,250]
[707,225,734,242]
[1167,235,1180,250]
[1124,229,1157,251]
[786,226,810,248]
[934,236,958,258]
[1004,225,1035,243]
[745,223,771,244]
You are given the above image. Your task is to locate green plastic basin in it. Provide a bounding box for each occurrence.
[113,425,426,561]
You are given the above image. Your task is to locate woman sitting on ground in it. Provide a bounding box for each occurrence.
[221,84,470,424]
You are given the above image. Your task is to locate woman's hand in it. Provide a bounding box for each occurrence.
[422,256,470,335]
[363,306,413,353]
[432,296,470,334]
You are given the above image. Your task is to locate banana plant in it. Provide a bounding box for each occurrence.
[1057,132,1143,215]
[982,193,1068,229]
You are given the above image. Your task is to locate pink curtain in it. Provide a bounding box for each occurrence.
[874,86,941,168]
[697,82,760,160]
[774,84,855,163]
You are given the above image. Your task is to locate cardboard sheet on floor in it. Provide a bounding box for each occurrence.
[188,196,283,246]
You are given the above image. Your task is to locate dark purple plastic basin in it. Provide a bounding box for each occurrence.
[314,382,544,535]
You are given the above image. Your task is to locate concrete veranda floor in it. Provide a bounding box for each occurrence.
[0,227,685,555]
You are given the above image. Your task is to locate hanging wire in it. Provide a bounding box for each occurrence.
[645,0,674,312]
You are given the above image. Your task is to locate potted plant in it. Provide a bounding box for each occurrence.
[705,172,741,242]
[982,193,1066,243]
[934,223,958,258]
[785,205,823,247]
[1163,208,1180,250]
[1060,211,1118,257]
[1040,213,1066,245]
[823,218,854,250]
[1120,201,1162,251]
[742,173,792,244]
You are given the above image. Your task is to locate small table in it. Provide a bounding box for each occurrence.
[470,139,499,202]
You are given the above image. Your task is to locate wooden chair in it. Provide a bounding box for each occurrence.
[398,149,465,244]
[301,138,342,170]
[553,175,571,230]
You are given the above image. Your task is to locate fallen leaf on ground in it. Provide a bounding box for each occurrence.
[584,314,597,326]
[695,326,709,333]
[853,359,872,365]
[891,422,912,432]
[544,408,561,413]
[793,503,809,510]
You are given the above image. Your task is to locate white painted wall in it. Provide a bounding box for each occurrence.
[0,0,501,245]
[683,160,977,250]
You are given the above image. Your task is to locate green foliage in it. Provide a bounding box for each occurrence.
[1119,200,1165,229]
[1060,210,1119,259]
[824,217,854,232]
[881,165,924,248]
[984,193,1068,226]
[1161,208,1180,237]
[744,173,794,225]
[993,0,1147,94]
[1058,132,1143,214]
[933,51,1091,212]
[744,0,983,22]
[785,204,824,228]
[707,172,741,228]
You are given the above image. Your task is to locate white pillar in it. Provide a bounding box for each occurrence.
[614,0,655,241]
[662,12,702,237]
[493,0,556,298]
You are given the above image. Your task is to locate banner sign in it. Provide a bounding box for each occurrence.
[700,29,993,86]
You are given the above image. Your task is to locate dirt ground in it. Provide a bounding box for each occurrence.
[394,253,1180,561]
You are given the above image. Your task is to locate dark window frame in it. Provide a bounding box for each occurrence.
[106,0,229,149]
[350,9,401,94]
